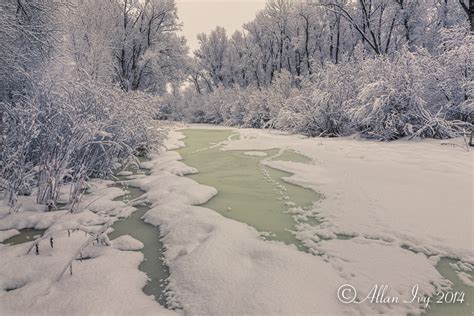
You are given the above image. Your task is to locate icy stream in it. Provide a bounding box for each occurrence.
[107,183,170,307]
[177,129,319,247]
[176,128,473,315]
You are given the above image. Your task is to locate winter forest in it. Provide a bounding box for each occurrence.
[0,0,473,315]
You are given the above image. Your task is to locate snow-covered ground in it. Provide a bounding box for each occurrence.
[1,124,472,315]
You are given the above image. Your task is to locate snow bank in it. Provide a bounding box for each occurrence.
[163,130,186,150]
[0,209,65,231]
[0,231,174,315]
[315,238,450,314]
[145,151,198,176]
[0,195,46,220]
[0,181,133,232]
[78,180,133,217]
[0,229,19,243]
[0,179,173,315]
[112,235,144,251]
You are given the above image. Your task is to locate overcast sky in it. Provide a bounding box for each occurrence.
[176,0,266,53]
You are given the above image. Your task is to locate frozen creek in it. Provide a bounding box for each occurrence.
[176,129,319,247]
[1,127,472,315]
[174,128,473,315]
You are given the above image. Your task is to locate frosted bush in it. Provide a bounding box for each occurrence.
[351,48,472,140]
[1,77,163,207]
[276,90,349,137]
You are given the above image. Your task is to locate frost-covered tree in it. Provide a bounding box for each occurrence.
[0,0,62,100]
[195,26,231,89]
[1,0,182,208]
[112,0,188,93]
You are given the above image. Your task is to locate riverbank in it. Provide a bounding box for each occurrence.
[0,179,174,315]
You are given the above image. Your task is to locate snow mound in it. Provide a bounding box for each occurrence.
[164,130,186,150]
[0,210,65,231]
[0,231,174,315]
[112,235,144,251]
[141,151,197,176]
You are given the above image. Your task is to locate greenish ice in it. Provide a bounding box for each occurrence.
[424,257,473,316]
[177,129,319,246]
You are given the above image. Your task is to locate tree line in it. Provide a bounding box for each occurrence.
[162,0,472,141]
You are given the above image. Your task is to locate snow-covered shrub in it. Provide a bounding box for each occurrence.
[223,88,248,126]
[1,76,163,207]
[351,47,472,140]
[276,89,349,137]
[242,89,273,128]
[0,103,38,206]
[274,63,358,137]
[202,88,228,124]
[435,27,474,124]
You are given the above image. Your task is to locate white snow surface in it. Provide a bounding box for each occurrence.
[0,231,174,315]
[457,271,474,287]
[163,130,186,150]
[0,229,20,242]
[315,238,451,315]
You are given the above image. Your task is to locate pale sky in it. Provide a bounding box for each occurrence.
[176,0,266,54]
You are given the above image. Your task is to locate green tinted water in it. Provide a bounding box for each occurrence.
[177,129,318,246]
[424,257,473,315]
[108,185,170,307]
[1,228,45,245]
